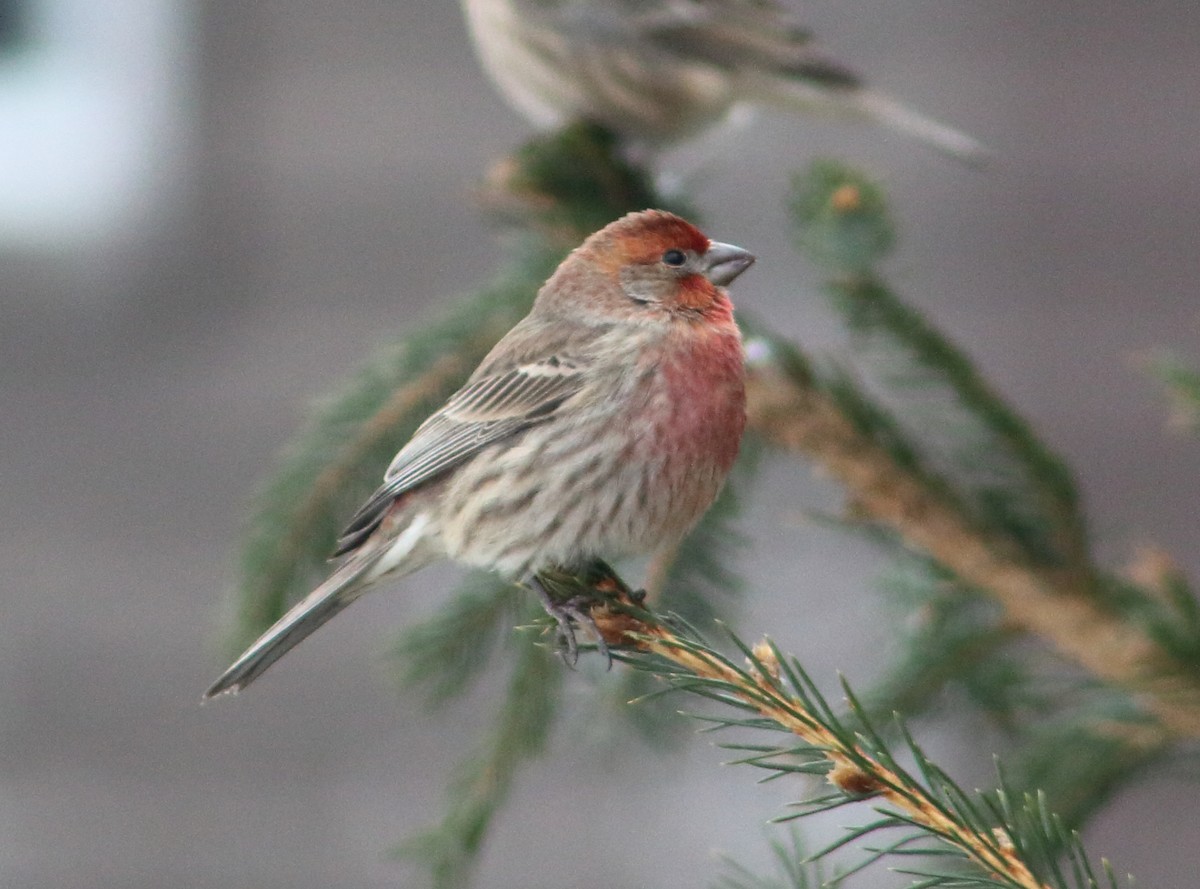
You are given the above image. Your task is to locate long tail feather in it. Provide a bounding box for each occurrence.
[204,559,376,699]
[851,89,990,166]
[751,74,989,165]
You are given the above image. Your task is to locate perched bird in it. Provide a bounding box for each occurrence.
[460,0,984,162]
[205,210,753,697]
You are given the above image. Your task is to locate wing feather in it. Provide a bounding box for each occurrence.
[638,0,861,86]
[333,355,586,556]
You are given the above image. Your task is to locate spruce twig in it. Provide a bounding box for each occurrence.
[224,124,1194,885]
[400,606,563,889]
[739,161,1200,739]
[792,162,1088,577]
[578,579,1122,889]
[745,340,1200,737]
[1142,349,1200,433]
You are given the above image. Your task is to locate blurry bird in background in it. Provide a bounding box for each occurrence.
[460,0,985,163]
[205,210,754,698]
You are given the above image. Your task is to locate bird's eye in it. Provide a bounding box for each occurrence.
[661,249,687,267]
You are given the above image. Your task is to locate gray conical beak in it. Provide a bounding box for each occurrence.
[703,241,755,286]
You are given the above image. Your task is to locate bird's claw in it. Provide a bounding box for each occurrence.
[530,577,612,669]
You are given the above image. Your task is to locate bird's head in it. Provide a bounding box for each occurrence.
[536,210,755,324]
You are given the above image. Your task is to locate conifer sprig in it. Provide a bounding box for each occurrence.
[399,605,563,889]
[790,161,1087,576]
[1143,349,1200,433]
[746,341,1200,737]
[741,161,1200,740]
[221,125,1197,887]
[582,580,1123,889]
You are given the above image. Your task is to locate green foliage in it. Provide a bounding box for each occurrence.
[712,829,824,889]
[1006,700,1166,831]
[606,609,1128,889]
[859,555,1027,728]
[1151,570,1200,662]
[222,122,1200,888]
[777,159,1200,838]
[1098,570,1200,668]
[817,363,954,495]
[1144,349,1200,432]
[790,160,1087,574]
[391,573,524,704]
[835,548,1170,840]
[790,160,895,273]
[399,607,562,889]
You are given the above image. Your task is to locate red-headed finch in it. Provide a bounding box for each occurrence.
[205,210,753,697]
[460,0,985,163]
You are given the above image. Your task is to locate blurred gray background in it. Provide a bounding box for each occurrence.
[3,1,1199,886]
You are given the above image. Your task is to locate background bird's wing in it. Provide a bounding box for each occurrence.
[633,0,861,86]
[506,0,857,84]
[333,351,587,555]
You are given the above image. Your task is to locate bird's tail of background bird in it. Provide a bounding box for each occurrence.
[204,557,379,699]
[850,89,989,165]
[752,76,988,165]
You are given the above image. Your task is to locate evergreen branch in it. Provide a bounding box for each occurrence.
[712,828,824,889]
[845,547,1052,733]
[737,160,1200,738]
[1142,349,1200,433]
[855,604,1018,728]
[803,464,1182,836]
[829,275,1088,574]
[582,584,1121,889]
[223,123,1185,887]
[790,161,1088,577]
[1121,546,1200,664]
[391,573,523,704]
[815,363,946,492]
[400,608,563,889]
[1006,704,1170,830]
[743,346,1200,738]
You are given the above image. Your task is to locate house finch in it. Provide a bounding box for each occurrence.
[460,0,984,162]
[205,210,753,697]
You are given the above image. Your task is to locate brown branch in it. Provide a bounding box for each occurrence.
[743,360,1200,740]
[590,599,1050,889]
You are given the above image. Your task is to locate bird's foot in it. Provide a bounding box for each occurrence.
[529,575,611,668]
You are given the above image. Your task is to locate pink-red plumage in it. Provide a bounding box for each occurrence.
[652,322,746,472]
[206,209,754,698]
